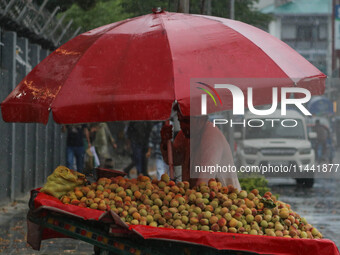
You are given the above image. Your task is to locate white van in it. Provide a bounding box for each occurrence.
[235,109,316,187]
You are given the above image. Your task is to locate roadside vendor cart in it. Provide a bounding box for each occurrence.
[1,9,339,255]
[26,169,339,255]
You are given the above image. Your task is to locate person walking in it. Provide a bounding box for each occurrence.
[126,122,152,176]
[314,119,330,162]
[62,124,91,173]
[146,122,169,180]
[84,123,100,172]
[93,123,117,167]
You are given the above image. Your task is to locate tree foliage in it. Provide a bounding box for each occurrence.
[233,0,272,28]
[59,0,132,31]
[34,0,96,12]
[191,0,272,28]
[34,0,272,32]
[34,0,74,12]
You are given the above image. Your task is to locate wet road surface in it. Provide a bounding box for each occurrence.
[269,178,340,249]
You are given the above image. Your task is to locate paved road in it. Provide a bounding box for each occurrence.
[268,178,340,248]
[268,148,340,249]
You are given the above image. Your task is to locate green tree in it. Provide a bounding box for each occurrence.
[233,0,272,28]
[209,0,272,28]
[60,0,132,31]
[34,0,97,12]
[121,0,172,15]
[36,0,271,32]
[34,0,74,12]
[120,0,272,28]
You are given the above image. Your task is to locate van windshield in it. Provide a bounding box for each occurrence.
[244,119,305,139]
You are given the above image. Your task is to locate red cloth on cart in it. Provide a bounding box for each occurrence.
[34,191,106,220]
[34,191,340,255]
[130,225,339,255]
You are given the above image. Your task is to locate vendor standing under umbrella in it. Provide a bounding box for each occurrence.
[161,105,241,189]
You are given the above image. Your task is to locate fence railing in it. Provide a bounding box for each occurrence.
[0,0,81,49]
[0,29,66,205]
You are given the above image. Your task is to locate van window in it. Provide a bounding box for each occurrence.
[245,119,305,140]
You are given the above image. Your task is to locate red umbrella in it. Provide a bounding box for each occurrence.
[1,10,325,124]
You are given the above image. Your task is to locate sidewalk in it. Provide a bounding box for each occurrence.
[0,196,93,254]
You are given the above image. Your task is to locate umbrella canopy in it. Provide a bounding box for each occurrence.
[1,10,326,124]
[307,96,334,115]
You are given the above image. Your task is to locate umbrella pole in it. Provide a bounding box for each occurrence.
[165,120,174,180]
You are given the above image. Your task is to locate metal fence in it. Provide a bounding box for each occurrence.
[0,28,66,205]
[0,0,82,49]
